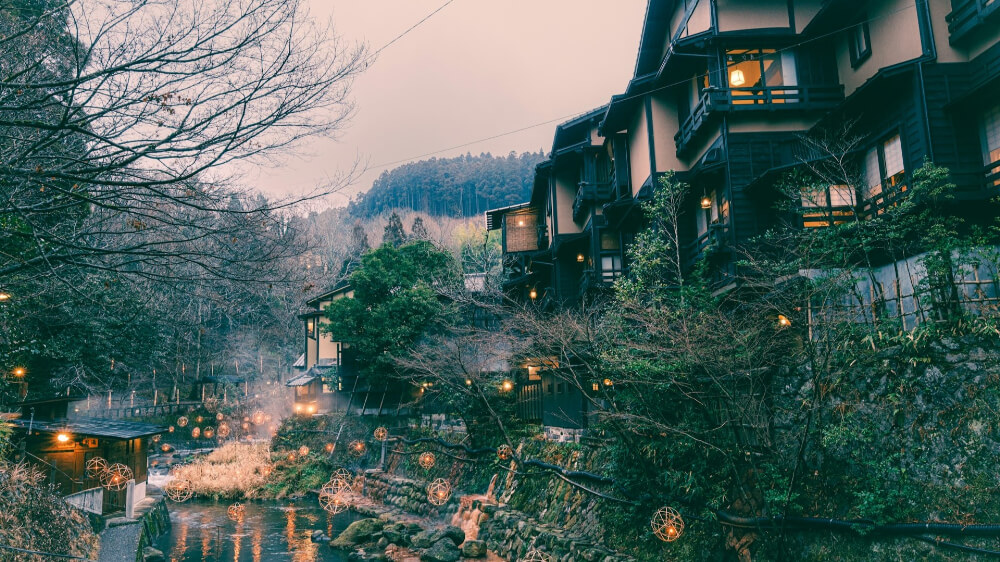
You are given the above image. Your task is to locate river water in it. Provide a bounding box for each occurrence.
[154,499,360,562]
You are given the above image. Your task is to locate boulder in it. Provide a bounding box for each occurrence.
[142,546,165,562]
[410,530,441,549]
[331,519,386,549]
[420,538,461,562]
[460,539,488,558]
[440,526,465,546]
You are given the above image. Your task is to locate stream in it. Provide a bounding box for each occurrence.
[154,499,361,561]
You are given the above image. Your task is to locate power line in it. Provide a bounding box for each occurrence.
[373,0,459,56]
[364,3,918,172]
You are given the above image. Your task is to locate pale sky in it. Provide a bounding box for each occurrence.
[251,1,647,205]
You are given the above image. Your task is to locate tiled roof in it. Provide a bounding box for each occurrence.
[6,417,166,439]
[285,373,317,387]
[292,353,306,368]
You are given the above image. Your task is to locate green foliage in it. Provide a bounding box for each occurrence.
[323,240,461,380]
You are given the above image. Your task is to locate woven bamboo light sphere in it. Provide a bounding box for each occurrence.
[418,451,436,469]
[216,412,224,421]
[298,445,310,456]
[176,416,188,427]
[191,427,201,439]
[217,423,231,438]
[331,468,353,484]
[349,440,366,457]
[318,478,353,514]
[252,410,266,425]
[373,426,388,441]
[164,478,194,502]
[497,445,513,461]
[195,416,203,423]
[427,478,452,506]
[86,457,108,479]
[202,427,215,439]
[227,502,246,521]
[100,463,133,491]
[651,506,685,542]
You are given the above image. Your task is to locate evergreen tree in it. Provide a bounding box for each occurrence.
[383,212,407,247]
[410,216,429,240]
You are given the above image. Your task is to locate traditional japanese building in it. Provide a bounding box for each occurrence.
[487,0,1000,435]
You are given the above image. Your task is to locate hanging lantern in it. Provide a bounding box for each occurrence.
[298,445,310,457]
[152,434,161,443]
[191,427,201,439]
[86,457,108,479]
[324,443,334,453]
[349,440,366,457]
[700,195,712,209]
[418,452,436,470]
[204,427,216,439]
[242,422,250,430]
[217,423,231,438]
[216,412,224,421]
[252,411,266,425]
[529,288,538,300]
[501,380,514,392]
[576,253,585,263]
[100,463,133,491]
[373,427,388,441]
[195,416,203,424]
[227,502,246,522]
[777,314,791,328]
[427,478,452,506]
[177,416,189,427]
[651,506,685,542]
[497,445,514,461]
[165,478,194,502]
[522,549,552,562]
[168,425,175,433]
[729,68,746,86]
[319,478,353,514]
[160,444,173,453]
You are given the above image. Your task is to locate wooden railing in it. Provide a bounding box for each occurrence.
[986,159,1000,189]
[573,181,615,221]
[675,85,844,154]
[946,0,999,43]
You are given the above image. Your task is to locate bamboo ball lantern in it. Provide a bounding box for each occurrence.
[202,427,215,439]
[651,506,685,542]
[418,451,436,470]
[191,427,201,439]
[152,434,161,443]
[373,426,388,441]
[227,502,246,521]
[165,478,194,502]
[324,443,334,453]
[497,445,514,461]
[349,440,366,457]
[216,412,224,421]
[160,444,173,453]
[86,457,108,479]
[521,549,551,562]
[195,416,203,423]
[168,425,175,433]
[100,463,133,491]
[298,445,310,457]
[177,416,188,427]
[319,478,353,514]
[217,423,231,438]
[331,468,353,485]
[252,411,266,425]
[427,478,452,506]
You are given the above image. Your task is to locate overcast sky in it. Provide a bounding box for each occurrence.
[250,1,646,206]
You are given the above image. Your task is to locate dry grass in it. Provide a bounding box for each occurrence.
[172,443,273,499]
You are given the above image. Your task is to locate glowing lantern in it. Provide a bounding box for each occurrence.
[331,468,353,485]
[318,478,353,514]
[100,463,133,491]
[298,445,310,456]
[168,425,175,433]
[651,506,685,542]
[86,457,108,479]
[217,423,231,438]
[777,314,791,328]
[202,427,215,439]
[497,445,513,461]
[287,453,296,461]
[252,411,265,425]
[730,69,746,86]
[191,427,201,439]
[324,443,334,453]
[576,253,585,263]
[700,195,712,209]
[418,452,436,470]
[349,440,366,457]
[152,434,161,443]
[165,478,194,502]
[177,416,189,427]
[195,416,203,423]
[160,444,173,453]
[242,422,250,430]
[227,502,246,521]
[529,289,537,300]
[11,367,25,377]
[56,432,71,443]
[427,478,452,506]
[373,427,388,441]
[216,412,224,421]
[501,380,514,392]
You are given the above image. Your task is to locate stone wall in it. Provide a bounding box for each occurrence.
[360,469,459,520]
[477,503,633,562]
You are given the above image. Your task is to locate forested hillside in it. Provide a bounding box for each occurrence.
[348,151,545,217]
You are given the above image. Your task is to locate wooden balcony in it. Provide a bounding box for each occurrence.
[684,222,729,270]
[572,181,615,222]
[675,85,845,155]
[987,159,1000,189]
[947,0,1000,44]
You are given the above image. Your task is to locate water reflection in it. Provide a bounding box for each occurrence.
[157,499,357,561]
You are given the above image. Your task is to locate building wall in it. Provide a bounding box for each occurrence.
[836,0,924,97]
[794,0,825,33]
[650,92,684,172]
[629,101,652,195]
[553,167,581,235]
[717,0,791,32]
[930,0,1000,63]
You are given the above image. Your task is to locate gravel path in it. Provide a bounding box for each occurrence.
[97,522,143,562]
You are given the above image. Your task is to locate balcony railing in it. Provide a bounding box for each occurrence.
[684,222,729,269]
[675,85,845,155]
[986,159,1000,189]
[946,0,1000,44]
[573,181,615,222]
[579,267,624,295]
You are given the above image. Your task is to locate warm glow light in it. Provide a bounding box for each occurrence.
[0,292,10,301]
[517,219,525,226]
[576,253,585,263]
[195,416,203,423]
[529,289,537,300]
[777,314,791,328]
[294,404,303,413]
[603,378,613,387]
[501,380,514,392]
[11,367,25,377]
[465,378,472,386]
[56,433,70,443]
[700,196,712,209]
[730,69,745,86]
[306,404,316,414]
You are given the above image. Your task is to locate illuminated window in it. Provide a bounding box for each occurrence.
[801,185,856,228]
[864,134,907,212]
[726,49,797,104]
[983,105,1000,187]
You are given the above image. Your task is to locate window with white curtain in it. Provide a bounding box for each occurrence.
[863,133,907,211]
